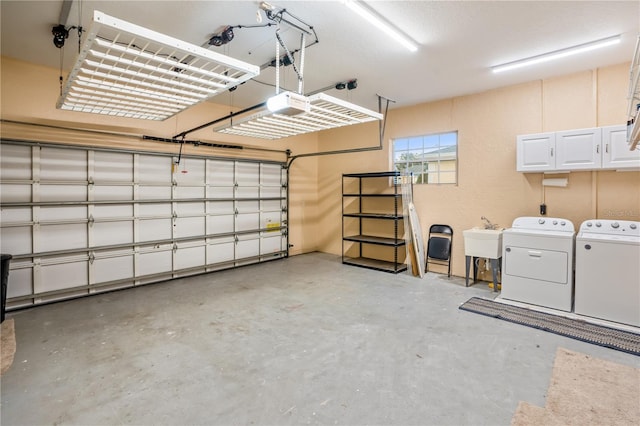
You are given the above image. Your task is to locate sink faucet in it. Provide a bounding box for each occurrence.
[481,216,498,230]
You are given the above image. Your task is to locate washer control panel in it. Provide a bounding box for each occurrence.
[580,219,640,237]
[511,216,575,232]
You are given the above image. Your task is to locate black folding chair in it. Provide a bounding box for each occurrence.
[426,224,453,277]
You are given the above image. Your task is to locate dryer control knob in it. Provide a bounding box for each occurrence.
[538,219,545,224]
[611,222,620,229]
[561,221,566,226]
[553,220,558,225]
[586,222,592,227]
[631,224,637,230]
[595,222,602,227]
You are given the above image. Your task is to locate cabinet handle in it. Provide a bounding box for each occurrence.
[550,147,554,156]
[596,145,600,154]
[606,144,609,153]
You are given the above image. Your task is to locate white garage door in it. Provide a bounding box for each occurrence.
[0,141,288,309]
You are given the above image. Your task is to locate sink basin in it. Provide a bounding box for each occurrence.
[463,228,503,258]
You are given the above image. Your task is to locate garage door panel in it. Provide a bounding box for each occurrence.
[94,152,133,181]
[175,217,205,238]
[93,254,134,283]
[236,186,259,199]
[1,226,32,254]
[175,186,205,199]
[207,201,233,214]
[40,258,88,292]
[139,203,171,216]
[260,186,283,198]
[138,185,171,200]
[138,219,171,241]
[92,185,133,201]
[137,247,172,276]
[236,234,259,259]
[40,185,86,202]
[207,215,234,234]
[6,266,32,298]
[175,245,205,269]
[40,223,87,252]
[176,202,205,216]
[236,162,259,185]
[1,207,32,224]
[175,159,205,184]
[208,160,234,184]
[260,164,283,186]
[236,213,259,232]
[40,206,86,221]
[138,156,171,183]
[93,204,133,219]
[1,145,32,180]
[0,184,31,202]
[93,221,133,246]
[261,234,285,255]
[40,148,87,181]
[207,186,234,198]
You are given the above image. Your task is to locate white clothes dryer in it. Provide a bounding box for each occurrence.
[501,217,575,311]
[574,220,640,327]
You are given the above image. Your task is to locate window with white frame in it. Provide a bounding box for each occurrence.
[392,131,458,184]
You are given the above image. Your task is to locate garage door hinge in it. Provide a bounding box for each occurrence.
[172,179,178,186]
[172,211,178,219]
[172,243,178,253]
[88,214,95,227]
[234,208,239,216]
[88,177,94,186]
[88,252,95,264]
[234,235,239,244]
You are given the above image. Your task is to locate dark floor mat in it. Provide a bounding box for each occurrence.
[459,297,640,356]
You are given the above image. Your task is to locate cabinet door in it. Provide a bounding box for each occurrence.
[516,132,555,172]
[602,125,640,169]
[555,127,601,170]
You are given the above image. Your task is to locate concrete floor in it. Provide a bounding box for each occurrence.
[1,252,639,425]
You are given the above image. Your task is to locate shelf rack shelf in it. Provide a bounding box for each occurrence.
[342,171,407,274]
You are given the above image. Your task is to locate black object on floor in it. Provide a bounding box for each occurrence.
[459,297,640,356]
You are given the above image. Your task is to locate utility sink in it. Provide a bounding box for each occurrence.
[463,228,504,258]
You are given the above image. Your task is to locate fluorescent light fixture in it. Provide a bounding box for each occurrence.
[492,35,621,73]
[57,11,260,120]
[344,0,418,52]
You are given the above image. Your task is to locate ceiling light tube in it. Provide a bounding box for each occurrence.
[492,35,621,73]
[344,0,418,52]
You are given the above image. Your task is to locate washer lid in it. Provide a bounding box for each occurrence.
[578,232,640,243]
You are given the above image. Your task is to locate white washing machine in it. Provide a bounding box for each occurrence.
[574,219,640,327]
[501,217,575,311]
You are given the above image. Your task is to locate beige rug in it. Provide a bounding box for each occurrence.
[1,318,16,375]
[512,348,640,426]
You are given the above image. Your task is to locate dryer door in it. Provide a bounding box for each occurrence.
[504,246,569,284]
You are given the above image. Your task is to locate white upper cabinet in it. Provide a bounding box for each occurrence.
[517,125,640,172]
[555,127,601,171]
[516,132,556,172]
[602,125,640,169]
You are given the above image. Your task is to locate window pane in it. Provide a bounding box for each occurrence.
[394,139,408,151]
[424,135,439,149]
[392,131,457,185]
